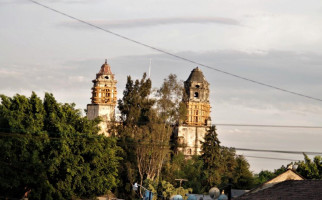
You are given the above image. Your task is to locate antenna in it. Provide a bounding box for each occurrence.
[148,58,152,78]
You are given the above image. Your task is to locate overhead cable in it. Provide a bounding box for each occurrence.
[214,124,322,129]
[1,131,321,156]
[241,155,300,162]
[28,0,322,103]
[235,147,322,155]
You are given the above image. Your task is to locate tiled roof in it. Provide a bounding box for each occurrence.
[97,59,113,75]
[234,180,322,200]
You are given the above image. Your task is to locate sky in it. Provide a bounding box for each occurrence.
[1,0,322,173]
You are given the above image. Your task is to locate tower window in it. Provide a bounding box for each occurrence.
[105,76,109,79]
[196,84,200,88]
[194,92,199,98]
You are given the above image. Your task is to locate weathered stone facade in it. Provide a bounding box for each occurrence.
[87,60,117,136]
[176,67,211,156]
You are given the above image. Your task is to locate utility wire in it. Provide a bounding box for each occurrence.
[28,0,322,103]
[1,131,322,156]
[2,122,322,131]
[241,155,300,162]
[235,148,322,156]
[214,124,322,129]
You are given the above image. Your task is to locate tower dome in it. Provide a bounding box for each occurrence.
[186,67,207,83]
[98,59,112,75]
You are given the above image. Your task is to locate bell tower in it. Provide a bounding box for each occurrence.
[184,67,211,126]
[87,59,117,136]
[175,67,211,156]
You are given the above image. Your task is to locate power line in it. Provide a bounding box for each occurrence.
[28,0,322,103]
[241,155,300,162]
[235,148,322,156]
[214,124,322,129]
[1,131,321,156]
[2,122,322,132]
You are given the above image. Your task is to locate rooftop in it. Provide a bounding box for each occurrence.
[185,67,208,83]
[235,180,322,200]
[97,59,113,75]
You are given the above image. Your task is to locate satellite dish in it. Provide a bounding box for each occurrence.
[209,187,220,199]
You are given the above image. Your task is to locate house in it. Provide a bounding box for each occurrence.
[234,180,322,200]
[234,166,315,200]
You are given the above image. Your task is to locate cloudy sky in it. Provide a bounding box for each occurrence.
[1,0,322,173]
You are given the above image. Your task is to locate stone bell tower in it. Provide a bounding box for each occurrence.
[176,67,211,156]
[87,59,117,136]
[184,67,211,126]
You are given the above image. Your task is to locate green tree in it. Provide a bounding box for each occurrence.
[201,125,221,189]
[116,73,171,199]
[0,92,120,199]
[156,74,187,124]
[218,147,237,187]
[253,170,275,185]
[118,73,154,126]
[297,154,322,179]
[253,165,287,186]
[162,153,205,194]
[232,155,254,189]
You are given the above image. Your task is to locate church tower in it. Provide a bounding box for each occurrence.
[175,67,211,156]
[184,67,211,126]
[87,59,117,136]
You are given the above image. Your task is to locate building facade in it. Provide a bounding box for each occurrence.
[87,60,117,136]
[175,67,212,156]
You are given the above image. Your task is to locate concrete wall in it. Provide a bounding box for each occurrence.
[87,104,115,136]
[176,125,209,156]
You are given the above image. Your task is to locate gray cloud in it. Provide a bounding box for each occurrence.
[2,50,322,172]
[3,50,321,111]
[60,17,240,29]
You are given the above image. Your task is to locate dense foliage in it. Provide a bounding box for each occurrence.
[297,154,322,179]
[116,73,173,199]
[115,74,255,199]
[253,154,322,187]
[0,73,258,200]
[0,92,120,199]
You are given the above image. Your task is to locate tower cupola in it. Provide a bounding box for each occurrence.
[91,59,117,105]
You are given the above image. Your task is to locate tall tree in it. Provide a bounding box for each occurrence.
[118,73,154,126]
[0,92,120,199]
[117,73,171,199]
[201,125,221,188]
[156,74,187,124]
[232,155,254,189]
